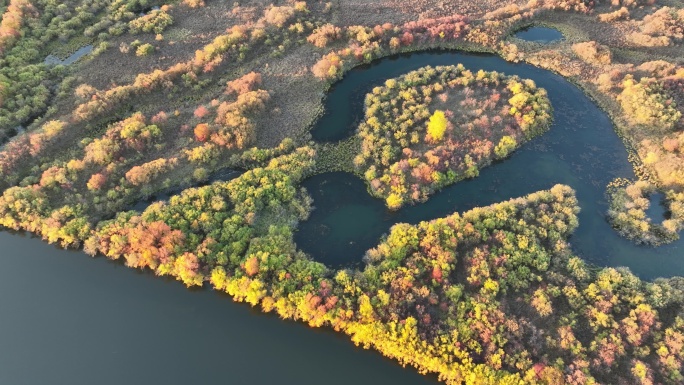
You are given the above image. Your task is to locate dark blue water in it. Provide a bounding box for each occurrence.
[297,51,683,280]
[646,192,668,221]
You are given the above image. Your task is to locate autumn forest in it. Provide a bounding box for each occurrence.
[0,0,683,384]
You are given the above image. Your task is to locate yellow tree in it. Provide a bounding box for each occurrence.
[426,110,447,143]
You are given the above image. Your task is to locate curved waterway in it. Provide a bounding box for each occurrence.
[298,50,684,279]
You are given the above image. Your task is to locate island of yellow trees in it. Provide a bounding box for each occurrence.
[353,65,551,209]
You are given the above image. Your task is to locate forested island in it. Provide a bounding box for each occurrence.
[0,0,683,384]
[354,65,551,208]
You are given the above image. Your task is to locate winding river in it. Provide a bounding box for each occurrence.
[300,50,684,279]
[1,50,682,384]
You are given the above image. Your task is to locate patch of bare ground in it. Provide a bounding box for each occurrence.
[256,44,326,147]
[333,0,514,26]
[76,1,258,90]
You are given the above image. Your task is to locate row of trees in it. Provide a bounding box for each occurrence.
[0,69,273,232]
[7,126,682,383]
[306,0,664,84]
[84,148,316,285]
[70,1,311,126]
[0,2,682,383]
[56,71,269,215]
[0,0,175,138]
[310,15,471,82]
[353,65,552,209]
[128,7,172,35]
[535,0,653,14]
[80,174,684,384]
[0,0,35,56]
[345,184,684,384]
[0,0,322,223]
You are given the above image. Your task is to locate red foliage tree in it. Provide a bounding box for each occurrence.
[87,173,107,191]
[193,105,209,119]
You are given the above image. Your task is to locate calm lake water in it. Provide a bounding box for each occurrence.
[1,50,682,384]
[0,231,438,385]
[514,27,564,43]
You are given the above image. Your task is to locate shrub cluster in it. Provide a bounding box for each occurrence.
[618,76,682,133]
[628,7,684,47]
[311,16,470,81]
[597,7,630,22]
[128,8,173,35]
[572,41,612,65]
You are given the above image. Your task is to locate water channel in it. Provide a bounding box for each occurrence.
[1,50,682,384]
[44,45,94,66]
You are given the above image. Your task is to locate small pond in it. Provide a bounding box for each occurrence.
[514,26,564,43]
[646,192,669,222]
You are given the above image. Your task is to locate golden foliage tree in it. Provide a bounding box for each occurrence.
[426,110,448,143]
